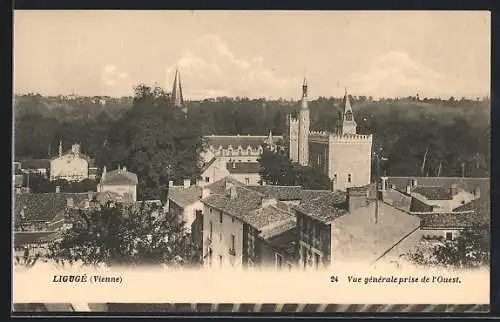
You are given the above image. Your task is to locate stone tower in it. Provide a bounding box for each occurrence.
[171,69,186,116]
[325,88,372,190]
[298,78,310,166]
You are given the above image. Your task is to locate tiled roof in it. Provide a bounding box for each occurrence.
[101,169,138,185]
[411,186,452,200]
[202,186,264,223]
[14,192,89,223]
[245,204,295,232]
[20,159,50,169]
[204,176,245,195]
[385,177,489,198]
[453,200,475,212]
[205,135,284,150]
[294,193,348,223]
[226,162,262,174]
[246,185,303,200]
[259,216,297,240]
[13,231,57,247]
[168,185,202,208]
[419,212,484,229]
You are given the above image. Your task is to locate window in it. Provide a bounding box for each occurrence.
[245,177,250,185]
[347,174,352,183]
[219,255,223,267]
[446,232,453,241]
[228,149,233,156]
[238,149,242,156]
[333,174,337,182]
[247,229,256,258]
[275,253,283,269]
[232,217,234,223]
[209,208,212,214]
[205,177,210,183]
[219,233,222,242]
[219,212,223,223]
[231,234,235,251]
[247,148,252,155]
[209,221,213,240]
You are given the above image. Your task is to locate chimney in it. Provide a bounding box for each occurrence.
[261,180,267,186]
[56,186,61,193]
[347,186,369,212]
[183,179,191,189]
[169,180,174,187]
[230,185,238,199]
[232,161,236,169]
[450,183,458,196]
[411,179,417,187]
[405,185,411,195]
[66,198,74,208]
[123,166,127,172]
[474,186,481,198]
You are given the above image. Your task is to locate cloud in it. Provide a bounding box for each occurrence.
[100,64,131,94]
[165,34,298,99]
[348,51,448,98]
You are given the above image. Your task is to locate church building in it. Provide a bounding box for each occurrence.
[287,80,373,191]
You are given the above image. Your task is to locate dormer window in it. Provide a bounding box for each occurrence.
[258,146,263,154]
[247,147,252,155]
[238,148,242,156]
[347,174,352,183]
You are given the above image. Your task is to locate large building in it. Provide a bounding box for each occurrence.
[287,80,373,191]
[50,142,94,182]
[199,132,282,185]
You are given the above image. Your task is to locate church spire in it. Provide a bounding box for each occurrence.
[341,87,357,135]
[171,69,186,115]
[58,141,63,157]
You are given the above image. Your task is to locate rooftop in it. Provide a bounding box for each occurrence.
[418,212,485,229]
[13,231,59,247]
[294,193,348,223]
[20,159,50,169]
[204,176,245,195]
[168,185,202,208]
[245,204,296,233]
[14,192,90,223]
[101,168,138,185]
[411,186,453,200]
[205,135,284,150]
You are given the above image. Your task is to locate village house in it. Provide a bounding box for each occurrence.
[97,166,138,202]
[199,176,342,270]
[380,176,489,241]
[18,159,51,178]
[166,179,203,232]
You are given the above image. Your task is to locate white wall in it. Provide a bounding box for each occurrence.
[183,200,203,232]
[202,204,244,269]
[328,136,372,191]
[50,154,89,182]
[98,184,137,202]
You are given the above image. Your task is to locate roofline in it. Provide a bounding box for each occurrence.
[385,176,490,180]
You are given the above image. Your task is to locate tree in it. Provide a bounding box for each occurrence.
[407,223,490,269]
[48,202,198,267]
[258,147,331,190]
[107,84,205,200]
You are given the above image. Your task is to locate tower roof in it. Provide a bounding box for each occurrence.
[171,69,184,109]
[340,87,357,135]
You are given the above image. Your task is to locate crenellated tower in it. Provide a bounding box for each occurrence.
[298,78,310,166]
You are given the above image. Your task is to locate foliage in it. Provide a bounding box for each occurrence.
[48,202,198,267]
[406,223,490,269]
[14,92,490,194]
[258,147,331,190]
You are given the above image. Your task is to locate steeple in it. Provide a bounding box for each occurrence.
[171,69,186,115]
[301,78,308,109]
[58,141,63,157]
[266,130,275,150]
[341,87,357,135]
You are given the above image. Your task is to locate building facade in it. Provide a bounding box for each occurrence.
[97,166,138,202]
[288,82,373,191]
[50,143,89,182]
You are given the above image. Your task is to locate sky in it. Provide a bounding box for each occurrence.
[13,10,490,100]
